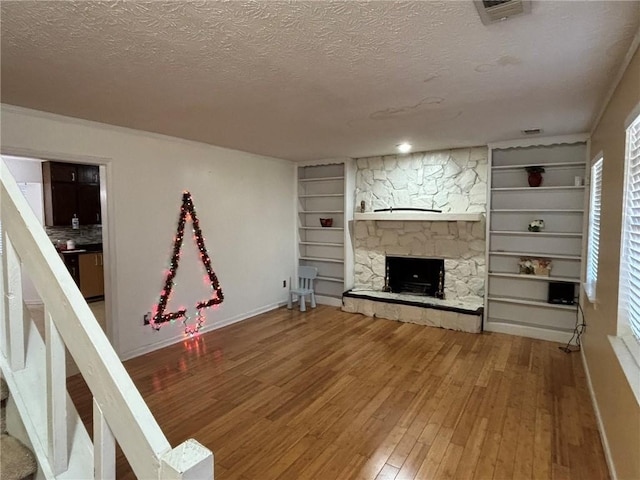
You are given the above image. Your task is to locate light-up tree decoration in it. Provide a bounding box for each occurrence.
[150,191,224,335]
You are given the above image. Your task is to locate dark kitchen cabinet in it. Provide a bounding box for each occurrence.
[49,182,77,226]
[50,162,78,182]
[62,253,80,286]
[78,165,99,184]
[78,184,101,225]
[43,162,101,227]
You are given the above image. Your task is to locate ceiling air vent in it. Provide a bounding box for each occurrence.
[474,0,531,25]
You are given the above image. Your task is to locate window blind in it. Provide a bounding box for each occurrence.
[586,157,603,301]
[620,114,640,342]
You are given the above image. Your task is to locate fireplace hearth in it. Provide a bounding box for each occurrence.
[385,256,444,298]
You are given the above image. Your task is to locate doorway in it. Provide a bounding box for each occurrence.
[1,153,115,352]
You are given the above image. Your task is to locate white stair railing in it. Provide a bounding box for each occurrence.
[0,160,214,479]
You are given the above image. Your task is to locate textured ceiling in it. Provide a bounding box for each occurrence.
[1,1,639,161]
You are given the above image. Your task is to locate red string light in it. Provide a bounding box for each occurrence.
[149,191,224,335]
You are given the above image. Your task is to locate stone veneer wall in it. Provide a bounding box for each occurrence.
[355,147,487,213]
[353,146,488,304]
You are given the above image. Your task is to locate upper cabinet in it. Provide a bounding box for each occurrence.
[78,165,99,184]
[43,162,102,226]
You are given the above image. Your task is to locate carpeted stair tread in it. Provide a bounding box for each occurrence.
[0,378,7,403]
[1,377,7,434]
[0,434,37,480]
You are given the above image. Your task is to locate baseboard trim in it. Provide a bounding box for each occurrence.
[120,301,286,361]
[315,295,342,307]
[484,321,574,344]
[581,347,617,480]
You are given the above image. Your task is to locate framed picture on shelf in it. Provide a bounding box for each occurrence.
[519,257,552,276]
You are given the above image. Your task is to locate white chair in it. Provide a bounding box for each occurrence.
[287,266,318,312]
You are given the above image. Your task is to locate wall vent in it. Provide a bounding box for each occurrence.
[521,128,543,135]
[474,0,531,25]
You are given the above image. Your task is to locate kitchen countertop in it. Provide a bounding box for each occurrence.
[58,243,103,254]
[77,243,103,252]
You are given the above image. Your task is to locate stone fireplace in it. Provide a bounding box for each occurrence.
[342,146,488,333]
[385,255,444,297]
[353,218,485,303]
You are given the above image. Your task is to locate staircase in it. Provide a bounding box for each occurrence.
[0,159,215,479]
[1,377,37,479]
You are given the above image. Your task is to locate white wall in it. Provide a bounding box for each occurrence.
[584,46,640,479]
[2,155,43,183]
[1,155,44,303]
[1,105,296,359]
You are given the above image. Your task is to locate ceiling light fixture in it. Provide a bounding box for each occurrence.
[397,142,412,153]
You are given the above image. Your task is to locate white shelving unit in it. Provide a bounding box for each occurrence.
[297,160,355,306]
[485,136,589,343]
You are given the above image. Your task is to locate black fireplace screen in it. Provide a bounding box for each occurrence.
[385,256,444,298]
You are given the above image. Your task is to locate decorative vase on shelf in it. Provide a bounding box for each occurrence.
[525,166,545,187]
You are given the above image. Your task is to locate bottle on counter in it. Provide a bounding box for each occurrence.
[72,214,79,229]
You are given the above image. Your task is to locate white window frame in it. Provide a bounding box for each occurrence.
[610,103,640,406]
[584,155,603,303]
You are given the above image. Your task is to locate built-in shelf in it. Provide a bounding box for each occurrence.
[298,194,344,198]
[488,296,577,311]
[299,226,344,231]
[489,272,580,283]
[490,230,582,238]
[299,256,344,264]
[298,176,344,183]
[489,251,582,260]
[492,209,584,213]
[354,212,484,222]
[487,139,587,343]
[300,210,344,214]
[492,186,585,192]
[492,161,586,171]
[300,241,343,247]
[317,276,344,283]
[298,161,354,307]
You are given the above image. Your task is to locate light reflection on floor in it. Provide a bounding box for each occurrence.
[150,335,225,393]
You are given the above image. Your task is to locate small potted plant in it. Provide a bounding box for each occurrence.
[525,166,545,187]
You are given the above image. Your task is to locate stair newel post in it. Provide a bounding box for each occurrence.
[160,439,214,479]
[2,234,25,370]
[93,398,116,480]
[46,307,68,474]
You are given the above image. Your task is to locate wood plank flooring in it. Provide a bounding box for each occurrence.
[67,305,609,479]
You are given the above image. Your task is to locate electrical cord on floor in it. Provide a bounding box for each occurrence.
[559,299,586,353]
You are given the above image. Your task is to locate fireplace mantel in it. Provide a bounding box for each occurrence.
[354,212,484,222]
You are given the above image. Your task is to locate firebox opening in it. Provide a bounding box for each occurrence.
[385,256,444,298]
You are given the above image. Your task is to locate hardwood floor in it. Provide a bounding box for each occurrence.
[67,305,609,479]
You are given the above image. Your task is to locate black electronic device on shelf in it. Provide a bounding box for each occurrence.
[548,281,576,305]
